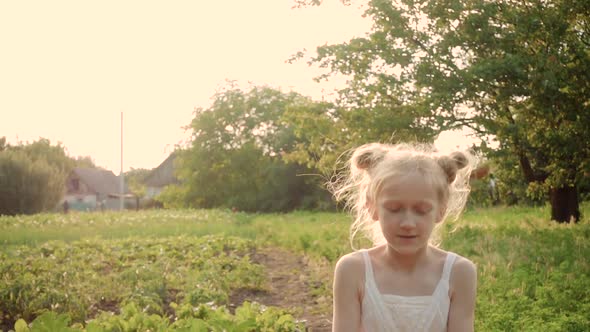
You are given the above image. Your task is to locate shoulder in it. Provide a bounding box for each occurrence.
[450,254,477,280]
[332,251,366,330]
[333,250,366,291]
[334,250,366,277]
[448,253,477,296]
[446,253,477,329]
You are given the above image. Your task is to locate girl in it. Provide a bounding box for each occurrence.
[331,143,477,332]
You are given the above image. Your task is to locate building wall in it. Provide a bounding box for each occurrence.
[62,169,137,211]
[63,194,97,211]
[61,194,138,211]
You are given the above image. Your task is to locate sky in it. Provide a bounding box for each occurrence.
[1,0,476,173]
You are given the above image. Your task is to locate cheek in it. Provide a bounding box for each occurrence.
[413,214,437,231]
[378,216,397,230]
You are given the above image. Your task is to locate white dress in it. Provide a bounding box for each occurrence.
[361,250,457,332]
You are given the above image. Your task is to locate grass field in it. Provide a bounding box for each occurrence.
[1,203,589,331]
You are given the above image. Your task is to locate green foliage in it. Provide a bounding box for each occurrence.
[487,151,545,206]
[71,156,97,169]
[281,75,437,177]
[466,178,494,208]
[174,83,332,212]
[1,219,307,332]
[443,214,590,330]
[0,149,65,215]
[14,319,29,332]
[0,234,265,329]
[89,302,169,331]
[28,311,77,332]
[123,168,151,199]
[12,138,74,174]
[13,301,305,331]
[156,184,189,209]
[302,0,590,222]
[278,98,342,173]
[0,137,99,215]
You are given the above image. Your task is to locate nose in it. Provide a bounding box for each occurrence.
[399,213,416,229]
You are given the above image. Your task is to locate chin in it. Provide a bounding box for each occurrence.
[387,242,427,255]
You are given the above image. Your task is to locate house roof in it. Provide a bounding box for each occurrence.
[144,152,178,187]
[73,167,130,195]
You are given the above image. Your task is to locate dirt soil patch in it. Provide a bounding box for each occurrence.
[229,247,333,332]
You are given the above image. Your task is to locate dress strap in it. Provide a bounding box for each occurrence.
[360,249,399,331]
[441,252,457,283]
[361,249,374,283]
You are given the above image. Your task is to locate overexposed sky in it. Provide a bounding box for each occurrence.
[1,0,475,172]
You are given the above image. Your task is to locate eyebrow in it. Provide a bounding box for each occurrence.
[382,200,434,207]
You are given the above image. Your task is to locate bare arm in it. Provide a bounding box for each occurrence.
[332,254,363,332]
[447,258,477,332]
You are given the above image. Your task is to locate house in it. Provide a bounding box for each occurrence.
[144,152,179,199]
[62,167,133,211]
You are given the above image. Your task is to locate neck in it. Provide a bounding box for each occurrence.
[383,244,431,272]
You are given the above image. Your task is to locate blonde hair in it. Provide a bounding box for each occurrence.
[330,142,476,248]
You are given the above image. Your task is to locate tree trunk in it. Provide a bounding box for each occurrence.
[549,186,580,223]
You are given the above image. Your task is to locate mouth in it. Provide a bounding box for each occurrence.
[398,235,417,239]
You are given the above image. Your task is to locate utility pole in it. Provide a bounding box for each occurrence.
[120,111,124,211]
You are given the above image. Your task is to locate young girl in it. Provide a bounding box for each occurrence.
[331,143,477,332]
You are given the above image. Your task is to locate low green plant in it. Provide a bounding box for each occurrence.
[1,235,265,329]
[13,302,305,332]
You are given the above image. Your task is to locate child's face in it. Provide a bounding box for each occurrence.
[372,172,442,255]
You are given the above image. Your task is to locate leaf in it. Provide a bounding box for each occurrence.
[14,319,30,332]
[30,312,74,332]
[84,322,105,332]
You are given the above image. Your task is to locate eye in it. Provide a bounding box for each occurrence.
[385,205,402,213]
[415,209,429,216]
[414,204,433,215]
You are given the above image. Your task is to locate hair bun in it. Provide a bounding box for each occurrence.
[437,151,468,183]
[353,144,386,170]
[450,151,468,170]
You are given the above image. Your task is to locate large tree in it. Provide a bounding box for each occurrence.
[0,149,65,215]
[175,84,332,212]
[0,137,99,215]
[0,139,69,215]
[299,0,590,222]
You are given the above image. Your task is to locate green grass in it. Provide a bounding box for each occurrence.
[445,204,590,331]
[0,209,353,263]
[1,203,590,331]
